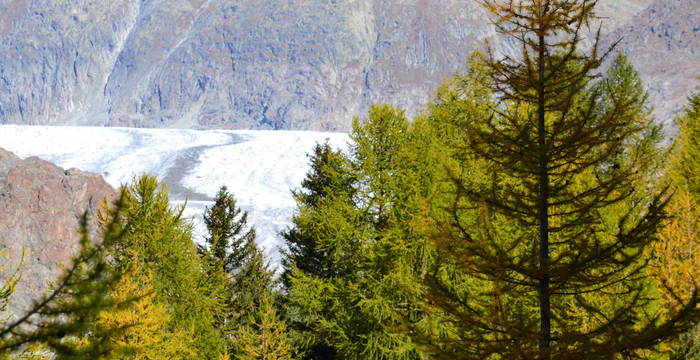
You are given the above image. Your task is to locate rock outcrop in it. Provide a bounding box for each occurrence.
[605,0,700,136]
[0,0,697,131]
[0,148,115,317]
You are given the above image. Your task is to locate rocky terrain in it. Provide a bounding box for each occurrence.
[606,0,700,137]
[0,0,697,131]
[0,148,115,316]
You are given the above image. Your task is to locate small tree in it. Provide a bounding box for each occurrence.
[201,186,256,273]
[235,291,292,360]
[201,186,280,354]
[85,252,193,359]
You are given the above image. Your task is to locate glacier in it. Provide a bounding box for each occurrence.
[0,125,349,266]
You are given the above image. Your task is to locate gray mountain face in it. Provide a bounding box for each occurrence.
[0,0,697,131]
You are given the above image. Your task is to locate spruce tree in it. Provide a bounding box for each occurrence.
[281,141,356,288]
[409,1,700,358]
[201,186,256,272]
[229,241,274,328]
[200,185,280,355]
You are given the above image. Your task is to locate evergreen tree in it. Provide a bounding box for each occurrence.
[235,291,292,360]
[281,141,356,287]
[280,141,355,359]
[284,105,441,359]
[201,186,256,272]
[107,175,227,359]
[228,242,274,328]
[200,185,279,355]
[409,1,700,358]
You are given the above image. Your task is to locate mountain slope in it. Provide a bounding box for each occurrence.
[605,0,700,135]
[0,0,696,131]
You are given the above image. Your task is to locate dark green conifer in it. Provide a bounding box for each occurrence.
[284,105,443,360]
[201,186,256,272]
[281,141,355,287]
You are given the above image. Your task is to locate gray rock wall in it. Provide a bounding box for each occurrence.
[0,0,697,131]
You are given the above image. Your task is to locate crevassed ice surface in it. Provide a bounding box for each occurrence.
[0,125,349,266]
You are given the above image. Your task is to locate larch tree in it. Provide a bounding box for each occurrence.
[411,0,700,359]
[108,175,227,359]
[284,105,443,360]
[234,291,293,360]
[85,252,193,359]
[652,93,700,359]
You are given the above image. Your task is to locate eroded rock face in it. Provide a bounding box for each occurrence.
[0,0,696,131]
[605,0,700,137]
[0,148,115,316]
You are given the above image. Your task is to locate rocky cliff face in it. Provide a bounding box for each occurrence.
[0,0,697,131]
[606,0,700,135]
[0,148,115,316]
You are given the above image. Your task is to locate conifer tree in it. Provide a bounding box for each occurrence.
[108,175,227,358]
[284,105,441,359]
[410,1,700,358]
[201,186,256,272]
[228,242,274,327]
[654,93,700,358]
[200,185,280,355]
[84,252,193,359]
[281,141,356,287]
[235,291,292,360]
[280,141,355,359]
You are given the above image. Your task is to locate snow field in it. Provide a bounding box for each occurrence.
[0,125,349,266]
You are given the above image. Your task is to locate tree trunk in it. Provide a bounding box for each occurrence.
[537,28,552,360]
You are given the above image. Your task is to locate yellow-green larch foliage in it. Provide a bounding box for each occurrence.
[651,94,700,358]
[408,0,700,359]
[669,94,700,198]
[105,175,227,358]
[0,248,21,322]
[0,196,129,358]
[235,292,292,360]
[86,252,194,359]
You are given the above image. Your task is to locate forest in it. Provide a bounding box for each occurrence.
[0,0,698,359]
